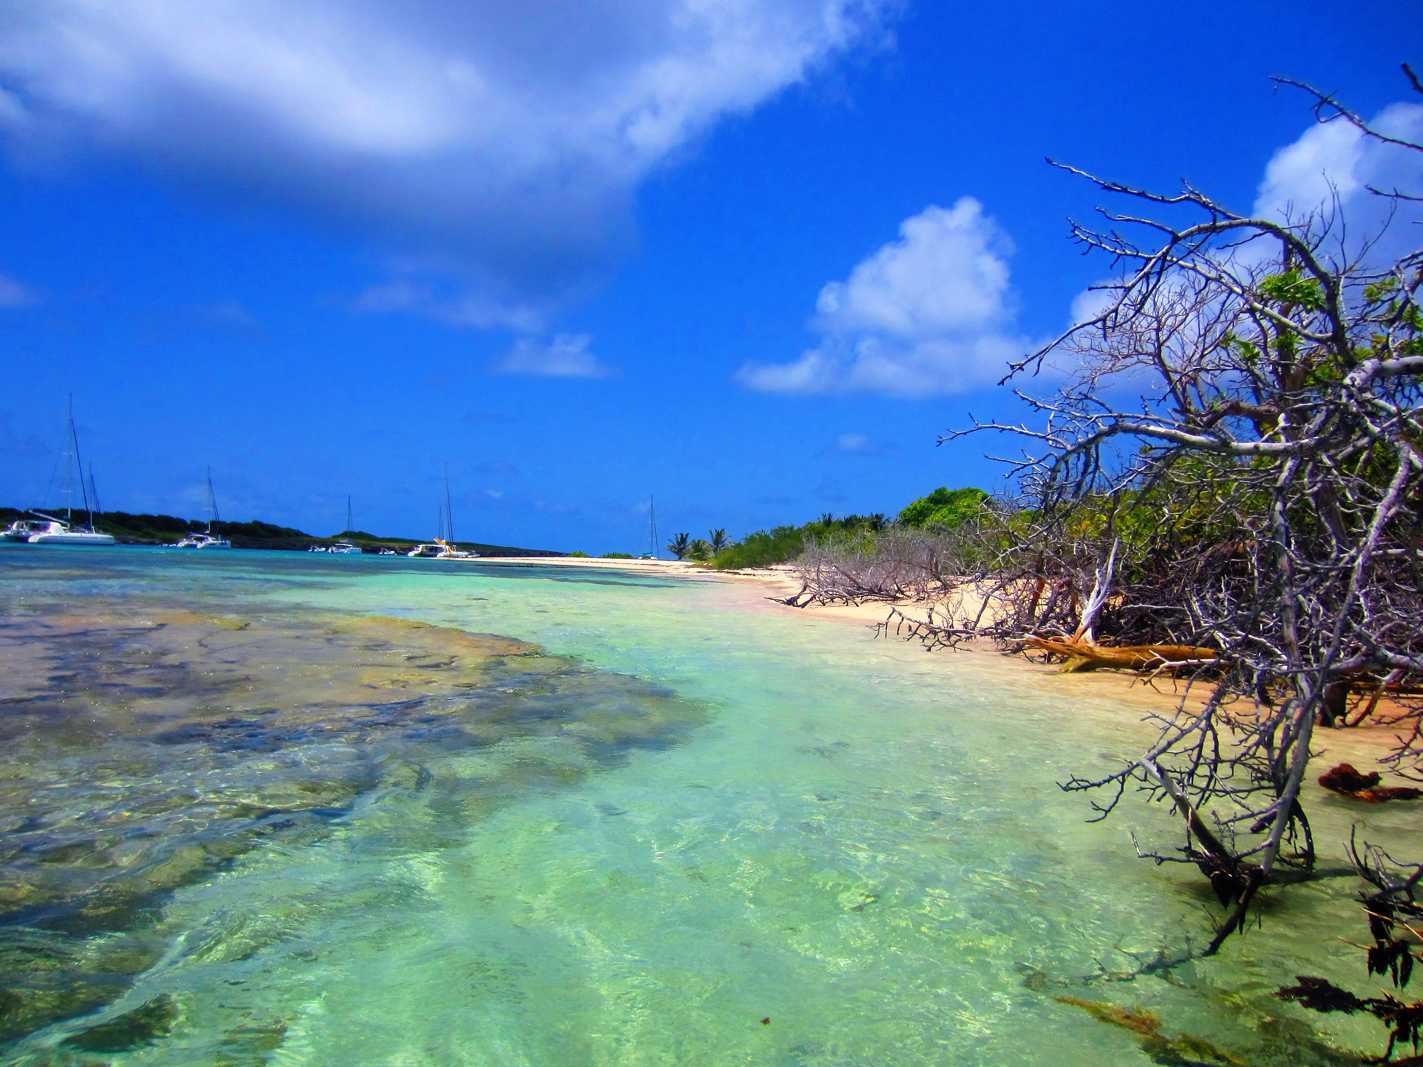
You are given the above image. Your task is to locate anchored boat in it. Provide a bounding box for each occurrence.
[26,399,116,546]
[174,468,232,549]
[406,468,478,559]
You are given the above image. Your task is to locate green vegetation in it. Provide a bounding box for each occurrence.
[708,525,804,570]
[897,486,988,529]
[666,532,691,559]
[709,496,981,570]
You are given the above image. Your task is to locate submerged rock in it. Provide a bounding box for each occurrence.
[61,993,179,1053]
[0,601,709,1053]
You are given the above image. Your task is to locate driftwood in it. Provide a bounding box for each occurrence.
[1319,763,1423,804]
[1022,636,1216,673]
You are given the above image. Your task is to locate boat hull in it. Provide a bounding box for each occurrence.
[174,532,232,549]
[29,532,117,546]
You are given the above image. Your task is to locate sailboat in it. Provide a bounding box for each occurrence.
[328,497,361,554]
[26,399,117,546]
[407,468,477,559]
[173,468,232,549]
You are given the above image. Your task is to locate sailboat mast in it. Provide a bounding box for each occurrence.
[648,495,658,558]
[443,466,454,543]
[88,466,102,519]
[67,396,93,529]
[346,495,353,536]
[206,468,219,535]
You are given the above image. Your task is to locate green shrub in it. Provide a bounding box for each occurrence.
[711,526,806,569]
[898,487,988,529]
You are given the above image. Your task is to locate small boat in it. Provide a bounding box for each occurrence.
[173,469,232,549]
[28,400,116,546]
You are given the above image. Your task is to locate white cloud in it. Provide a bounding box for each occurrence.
[495,333,611,379]
[351,281,541,332]
[0,273,37,308]
[737,198,1030,396]
[0,1,898,327]
[835,432,871,452]
[1056,100,1423,346]
[1252,102,1423,268]
[1255,103,1423,222]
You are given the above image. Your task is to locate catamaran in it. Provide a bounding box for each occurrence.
[326,496,362,554]
[174,468,232,549]
[26,399,116,546]
[406,468,477,559]
[1,515,69,542]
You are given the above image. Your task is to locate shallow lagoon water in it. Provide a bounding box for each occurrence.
[0,546,1414,1064]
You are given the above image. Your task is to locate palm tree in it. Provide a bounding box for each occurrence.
[667,532,691,559]
[709,528,729,553]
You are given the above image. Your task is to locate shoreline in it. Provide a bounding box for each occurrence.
[469,555,718,578]
[469,554,1412,771]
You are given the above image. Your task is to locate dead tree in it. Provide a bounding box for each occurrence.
[945,68,1423,954]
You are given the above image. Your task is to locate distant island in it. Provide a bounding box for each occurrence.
[0,505,560,557]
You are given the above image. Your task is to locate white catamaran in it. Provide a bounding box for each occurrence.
[326,496,362,554]
[407,468,477,559]
[23,399,117,546]
[173,468,232,549]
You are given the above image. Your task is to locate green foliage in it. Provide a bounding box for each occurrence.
[897,487,988,529]
[667,532,691,560]
[686,538,712,562]
[600,552,633,559]
[709,508,916,570]
[1258,268,1324,311]
[710,525,805,570]
[567,550,590,557]
[709,528,730,553]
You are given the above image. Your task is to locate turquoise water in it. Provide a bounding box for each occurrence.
[0,546,1413,1064]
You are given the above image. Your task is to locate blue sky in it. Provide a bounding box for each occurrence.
[1,2,1419,551]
